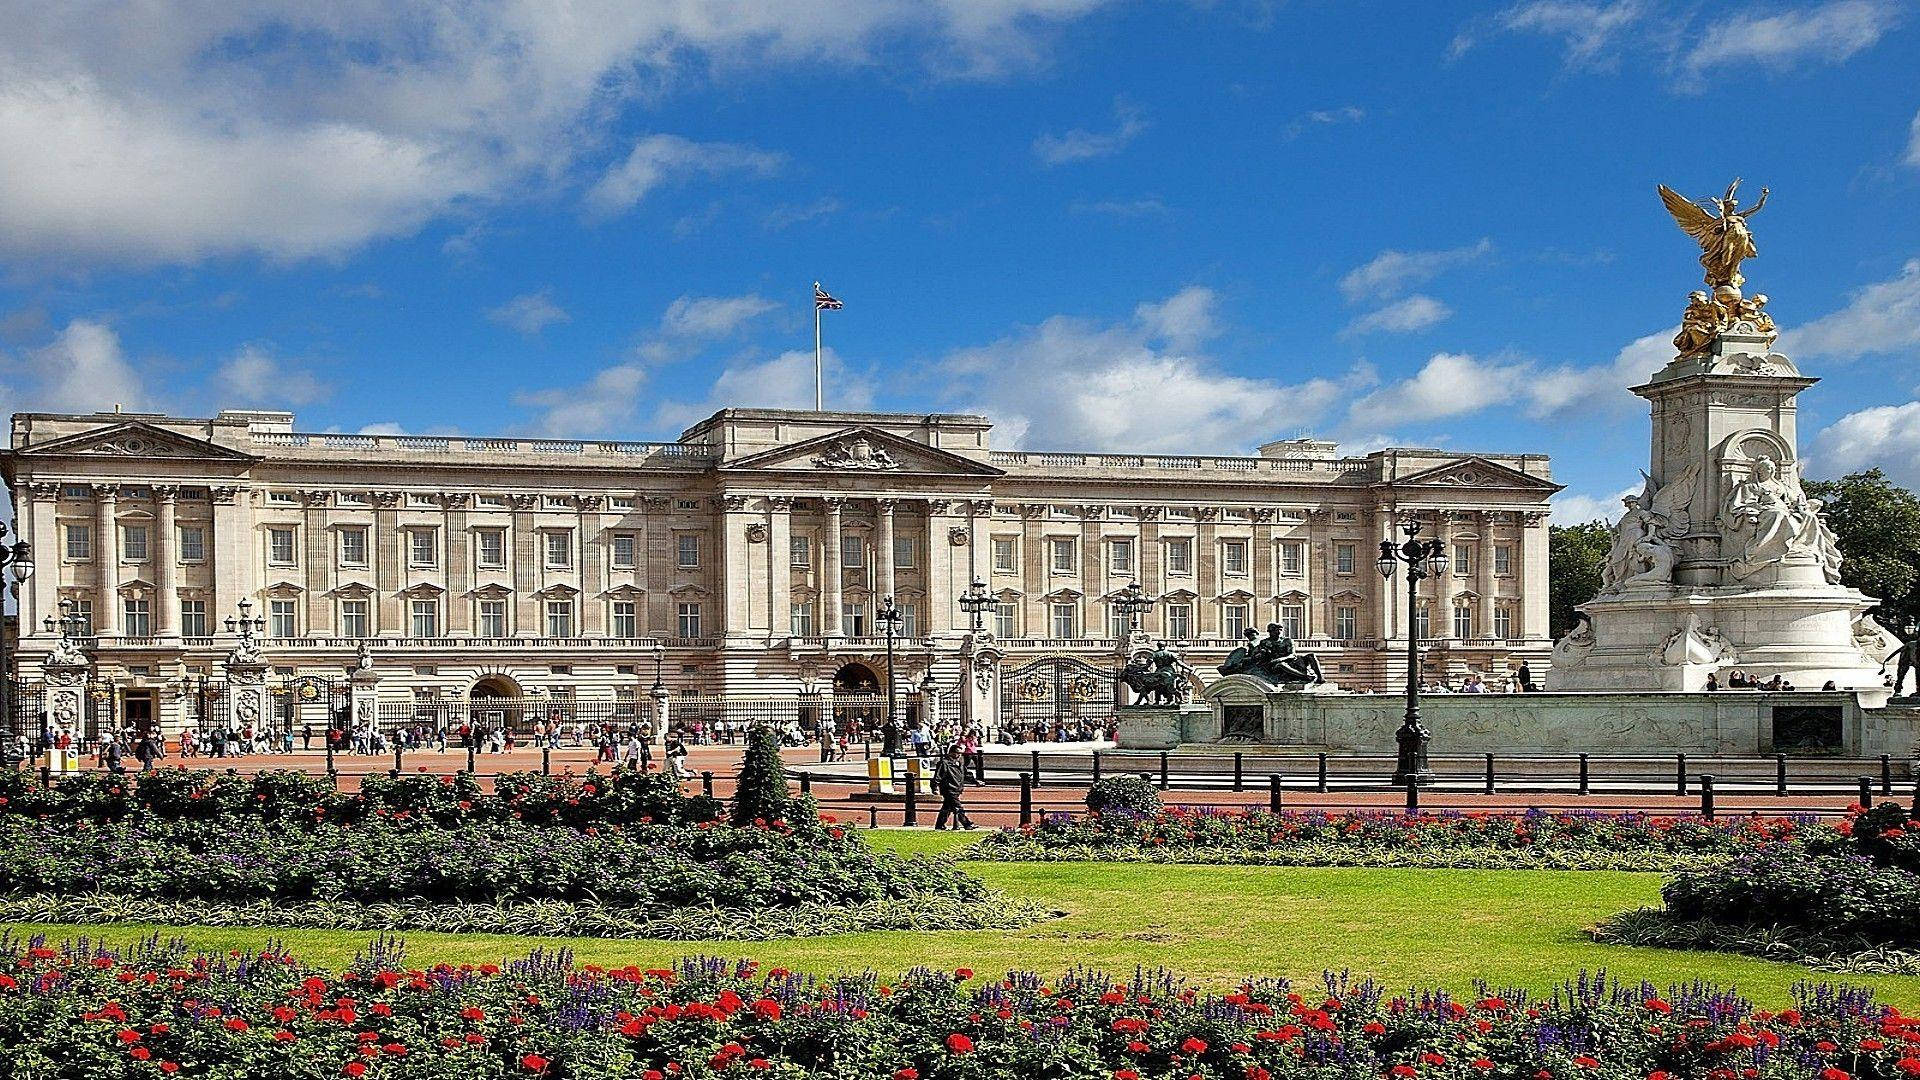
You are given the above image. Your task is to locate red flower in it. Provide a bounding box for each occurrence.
[344,1063,368,1077]
[522,1054,551,1071]
[225,1017,250,1032]
[461,1006,486,1021]
[1181,1036,1209,1054]
[1473,1060,1495,1071]
[753,999,782,1022]
[894,1069,919,1080]
[1116,1072,1140,1080]
[1574,1057,1600,1069]
[946,1033,974,1054]
[130,1048,151,1061]
[160,1063,179,1073]
[1823,1070,1851,1080]
[116,1029,142,1043]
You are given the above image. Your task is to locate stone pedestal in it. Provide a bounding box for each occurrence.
[650,685,672,742]
[349,667,381,736]
[42,659,89,742]
[959,629,1002,732]
[224,661,269,734]
[1114,703,1213,749]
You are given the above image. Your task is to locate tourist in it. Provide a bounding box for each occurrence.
[1516,661,1535,693]
[1821,680,1838,691]
[932,745,975,831]
[1460,674,1487,694]
[665,731,690,781]
[103,734,125,774]
[1704,673,1720,691]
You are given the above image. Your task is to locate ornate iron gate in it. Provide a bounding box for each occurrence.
[278,675,343,737]
[997,655,1116,738]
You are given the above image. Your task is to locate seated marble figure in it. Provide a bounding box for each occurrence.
[1218,624,1325,685]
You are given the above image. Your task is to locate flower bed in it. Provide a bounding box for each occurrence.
[2,934,1914,1080]
[973,807,1817,871]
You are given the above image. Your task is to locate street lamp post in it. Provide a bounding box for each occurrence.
[958,578,993,633]
[1377,515,1449,786]
[1114,580,1155,635]
[649,638,666,691]
[0,525,35,765]
[876,595,905,730]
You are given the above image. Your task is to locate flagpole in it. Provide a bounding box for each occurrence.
[813,280,823,412]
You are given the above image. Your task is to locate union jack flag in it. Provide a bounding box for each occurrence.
[814,284,843,310]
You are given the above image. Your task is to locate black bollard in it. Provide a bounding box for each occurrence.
[974,750,986,784]
[1317,752,1329,793]
[702,770,715,798]
[388,768,399,779]
[1158,751,1169,790]
[327,735,337,778]
[394,742,403,774]
[1675,753,1687,796]
[1091,750,1101,784]
[1882,755,1894,797]
[1018,772,1032,826]
[904,774,918,826]
[541,746,551,775]
[1269,773,1282,813]
[1483,753,1495,795]
[1404,775,1419,814]
[1910,776,1920,822]
[1232,751,1244,792]
[1578,753,1590,796]
[1776,753,1788,797]
[465,739,475,775]
[1700,773,1716,820]
[38,764,50,788]
[1859,775,1874,809]
[799,773,812,796]
[1030,749,1041,786]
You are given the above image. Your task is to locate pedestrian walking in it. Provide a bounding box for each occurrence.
[933,745,975,830]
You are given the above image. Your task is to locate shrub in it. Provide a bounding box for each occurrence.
[1085,775,1162,816]
[1660,845,1920,945]
[730,722,792,828]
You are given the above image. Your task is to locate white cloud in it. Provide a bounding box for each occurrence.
[1454,1,1650,67]
[1683,0,1897,75]
[661,294,779,338]
[1342,294,1452,337]
[215,345,330,407]
[1524,329,1670,417]
[357,422,407,436]
[487,291,571,336]
[1908,110,1920,168]
[1339,239,1492,302]
[1032,99,1146,166]
[1286,105,1365,138]
[763,197,842,231]
[514,362,652,438]
[8,319,151,414]
[653,349,874,433]
[1347,329,1668,430]
[0,2,1117,265]
[1813,401,1920,488]
[1551,486,1638,526]
[1779,258,1920,359]
[1068,197,1167,217]
[583,135,784,219]
[938,288,1365,453]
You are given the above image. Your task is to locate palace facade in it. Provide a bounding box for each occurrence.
[3,407,1559,734]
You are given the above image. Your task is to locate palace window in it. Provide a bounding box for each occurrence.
[1280,541,1304,576]
[1413,603,1432,640]
[1049,602,1078,639]
[409,529,438,568]
[1334,511,1357,522]
[476,529,505,570]
[340,600,370,639]
[1335,543,1356,575]
[410,493,439,508]
[1165,538,1192,574]
[545,530,573,569]
[842,602,868,636]
[477,600,507,638]
[543,495,570,510]
[1109,607,1131,640]
[790,535,810,567]
[338,492,368,506]
[1493,604,1514,639]
[1494,544,1513,576]
[269,599,297,638]
[993,602,1016,638]
[1223,602,1250,639]
[1166,603,1192,639]
[64,524,91,562]
[410,599,440,639]
[1109,538,1134,574]
[610,496,635,510]
[67,599,93,634]
[840,533,865,568]
[663,534,694,570]
[545,599,575,638]
[61,484,89,499]
[1453,543,1474,577]
[900,603,918,637]
[339,526,368,567]
[476,494,507,509]
[611,600,639,639]
[1453,603,1474,640]
[893,536,917,569]
[1280,603,1305,639]
[1334,605,1357,640]
[267,528,296,565]
[178,526,205,563]
[610,533,636,569]
[676,602,702,638]
[181,600,208,638]
[122,597,152,637]
[122,524,148,562]
[1223,540,1249,576]
[992,538,1016,572]
[1050,538,1075,572]
[789,602,814,637]
[267,491,297,505]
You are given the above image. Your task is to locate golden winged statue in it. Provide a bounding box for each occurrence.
[1658,179,1768,289]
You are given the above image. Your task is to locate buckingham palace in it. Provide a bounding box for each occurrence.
[1,406,1558,736]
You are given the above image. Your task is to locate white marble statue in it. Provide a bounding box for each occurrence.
[1657,614,1739,668]
[1601,463,1698,591]
[1720,458,1843,583]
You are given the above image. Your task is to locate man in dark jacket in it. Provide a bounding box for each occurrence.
[933,745,974,830]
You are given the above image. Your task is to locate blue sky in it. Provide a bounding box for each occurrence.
[2,1,1919,524]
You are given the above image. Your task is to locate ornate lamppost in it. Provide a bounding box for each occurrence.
[1114,580,1155,635]
[0,526,34,764]
[876,594,905,729]
[958,578,994,633]
[649,638,666,691]
[1377,514,1449,786]
[225,597,266,649]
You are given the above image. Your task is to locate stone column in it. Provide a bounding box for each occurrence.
[875,498,897,601]
[1306,510,1329,638]
[768,497,793,641]
[924,499,953,637]
[1140,508,1162,632]
[26,483,58,633]
[1477,510,1498,637]
[209,486,246,631]
[720,495,758,638]
[1434,511,1456,638]
[1252,510,1275,625]
[153,486,180,636]
[821,498,844,635]
[92,485,120,636]
[1195,511,1218,637]
[349,664,381,738]
[1373,503,1399,642]
[1520,511,1549,638]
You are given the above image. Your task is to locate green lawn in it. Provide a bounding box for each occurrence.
[9,829,1916,1007]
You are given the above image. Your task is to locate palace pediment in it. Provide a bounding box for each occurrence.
[719,427,1002,478]
[16,421,259,463]
[1391,457,1562,493]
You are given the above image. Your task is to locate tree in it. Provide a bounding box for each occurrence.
[1548,521,1612,638]
[1802,469,1920,625]
[730,722,792,828]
